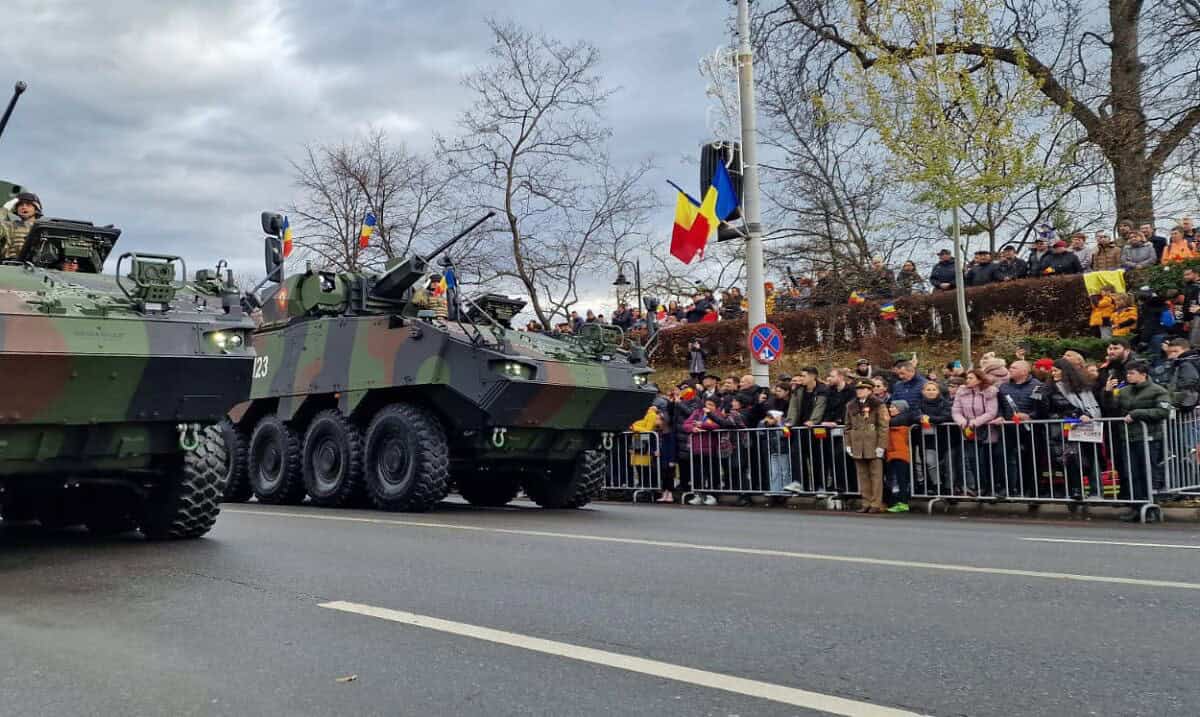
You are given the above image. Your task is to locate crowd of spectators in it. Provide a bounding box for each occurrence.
[529,220,1198,336]
[632,338,1196,521]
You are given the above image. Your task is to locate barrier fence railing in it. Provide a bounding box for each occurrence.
[605,410,1200,523]
[603,431,661,502]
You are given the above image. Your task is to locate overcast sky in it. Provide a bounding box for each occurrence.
[0,0,731,304]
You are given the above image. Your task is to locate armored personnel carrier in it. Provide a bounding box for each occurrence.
[224,212,656,511]
[0,82,255,538]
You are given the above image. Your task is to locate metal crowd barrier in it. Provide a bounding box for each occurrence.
[1161,407,1200,499]
[604,431,662,502]
[653,415,1185,523]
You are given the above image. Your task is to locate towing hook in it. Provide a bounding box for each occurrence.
[177,423,201,452]
[492,427,507,448]
[601,432,614,450]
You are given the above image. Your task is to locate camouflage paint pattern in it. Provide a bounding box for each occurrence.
[232,268,656,464]
[0,258,255,476]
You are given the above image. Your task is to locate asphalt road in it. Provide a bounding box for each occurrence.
[2,500,1199,717]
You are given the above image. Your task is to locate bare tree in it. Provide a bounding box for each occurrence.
[289,130,463,273]
[439,19,653,329]
[769,0,1200,224]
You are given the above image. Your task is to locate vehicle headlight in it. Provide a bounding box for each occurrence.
[207,330,248,351]
[633,374,648,386]
[494,361,535,380]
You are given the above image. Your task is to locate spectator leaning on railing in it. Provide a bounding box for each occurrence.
[1102,360,1169,521]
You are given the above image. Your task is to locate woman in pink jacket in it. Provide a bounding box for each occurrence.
[951,368,1001,497]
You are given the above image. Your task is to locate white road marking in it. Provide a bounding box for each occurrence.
[224,508,1200,591]
[320,600,928,717]
[1022,537,1200,550]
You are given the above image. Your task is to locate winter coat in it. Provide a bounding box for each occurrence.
[786,384,828,425]
[999,378,1045,419]
[1109,379,1171,442]
[1161,350,1200,410]
[1089,294,1116,328]
[824,385,855,424]
[1161,239,1196,265]
[1043,382,1102,420]
[928,259,959,290]
[895,269,926,295]
[1071,246,1094,270]
[844,398,889,459]
[683,407,734,455]
[1091,243,1122,270]
[994,258,1028,282]
[1136,297,1170,348]
[1121,241,1157,270]
[965,261,1002,287]
[1035,251,1083,276]
[1025,249,1050,274]
[915,395,953,426]
[889,375,926,408]
[1112,306,1138,337]
[688,347,707,375]
[952,385,1000,443]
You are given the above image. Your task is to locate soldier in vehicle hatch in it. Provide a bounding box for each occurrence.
[0,191,43,260]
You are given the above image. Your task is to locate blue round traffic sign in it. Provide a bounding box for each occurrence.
[748,323,784,364]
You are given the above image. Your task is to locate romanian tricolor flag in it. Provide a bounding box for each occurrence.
[848,291,865,305]
[281,216,293,258]
[879,302,897,321]
[668,181,717,264]
[433,274,448,296]
[358,212,377,249]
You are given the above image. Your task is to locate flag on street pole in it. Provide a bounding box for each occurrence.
[281,216,294,258]
[668,181,718,264]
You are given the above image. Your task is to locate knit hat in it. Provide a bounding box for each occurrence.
[980,356,1007,373]
[890,399,910,413]
[1033,358,1054,372]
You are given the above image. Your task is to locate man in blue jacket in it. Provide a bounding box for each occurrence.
[928,249,959,291]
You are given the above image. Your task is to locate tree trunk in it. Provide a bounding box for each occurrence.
[1106,0,1154,225]
[1110,149,1156,226]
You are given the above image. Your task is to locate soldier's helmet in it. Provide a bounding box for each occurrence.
[14,191,42,216]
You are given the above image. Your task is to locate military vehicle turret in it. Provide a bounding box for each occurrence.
[0,82,255,538]
[224,212,656,511]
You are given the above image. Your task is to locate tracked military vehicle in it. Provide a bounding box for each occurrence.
[0,82,254,538]
[224,211,656,511]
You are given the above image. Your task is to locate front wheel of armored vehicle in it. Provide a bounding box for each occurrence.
[302,410,364,508]
[139,425,227,540]
[363,404,448,512]
[521,450,605,509]
[456,471,521,507]
[219,419,253,503]
[249,415,305,505]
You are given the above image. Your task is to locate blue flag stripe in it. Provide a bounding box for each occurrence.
[712,162,738,221]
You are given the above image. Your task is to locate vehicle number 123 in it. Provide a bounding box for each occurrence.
[252,356,270,379]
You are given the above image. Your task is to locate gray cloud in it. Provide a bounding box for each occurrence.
[0,0,728,295]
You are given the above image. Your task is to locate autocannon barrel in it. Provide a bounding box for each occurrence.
[369,211,495,301]
[0,81,27,142]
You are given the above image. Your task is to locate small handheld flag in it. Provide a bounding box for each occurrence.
[358,212,377,249]
[879,302,897,321]
[281,216,293,258]
[848,291,865,306]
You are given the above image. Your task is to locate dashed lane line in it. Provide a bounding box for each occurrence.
[224,508,1200,591]
[1022,537,1200,550]
[319,600,929,717]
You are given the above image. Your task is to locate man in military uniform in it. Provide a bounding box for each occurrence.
[1,191,43,260]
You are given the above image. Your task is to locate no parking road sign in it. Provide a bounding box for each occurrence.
[748,323,783,365]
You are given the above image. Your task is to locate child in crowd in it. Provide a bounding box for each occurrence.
[759,409,792,494]
[1089,285,1116,339]
[885,400,914,512]
[1111,293,1138,338]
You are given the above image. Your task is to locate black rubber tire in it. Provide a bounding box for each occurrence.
[363,404,448,512]
[139,425,227,540]
[522,450,605,509]
[249,415,305,505]
[457,472,521,507]
[219,419,253,503]
[302,410,364,508]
